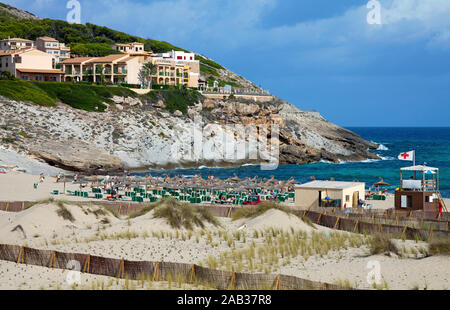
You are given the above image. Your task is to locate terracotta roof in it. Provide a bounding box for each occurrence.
[115,43,132,47]
[0,38,33,42]
[37,36,58,42]
[0,48,34,56]
[118,56,138,63]
[60,57,96,64]
[16,68,65,74]
[86,54,127,63]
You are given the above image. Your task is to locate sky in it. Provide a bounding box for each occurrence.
[4,0,450,127]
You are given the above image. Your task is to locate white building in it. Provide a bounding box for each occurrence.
[295,181,366,210]
[153,50,200,88]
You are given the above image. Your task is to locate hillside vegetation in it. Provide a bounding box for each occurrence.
[0,79,202,114]
[0,80,137,111]
[0,5,223,75]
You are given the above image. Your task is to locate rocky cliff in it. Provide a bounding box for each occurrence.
[0,94,378,174]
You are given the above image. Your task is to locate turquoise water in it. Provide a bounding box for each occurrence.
[138,128,450,198]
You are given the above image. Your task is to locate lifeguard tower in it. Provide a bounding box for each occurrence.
[395,165,447,212]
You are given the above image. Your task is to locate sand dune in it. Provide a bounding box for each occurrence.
[0,201,448,290]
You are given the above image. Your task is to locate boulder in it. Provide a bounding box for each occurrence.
[111,96,124,104]
[154,100,166,109]
[203,99,215,109]
[236,102,260,115]
[173,110,183,117]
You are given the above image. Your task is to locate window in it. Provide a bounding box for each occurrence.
[48,51,52,54]
[61,51,66,55]
[23,75,28,81]
[54,51,59,54]
[46,43,51,47]
[345,195,350,202]
[190,57,193,60]
[177,56,182,60]
[53,43,58,47]
[35,75,43,81]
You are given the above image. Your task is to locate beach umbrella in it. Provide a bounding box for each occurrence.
[374,180,390,187]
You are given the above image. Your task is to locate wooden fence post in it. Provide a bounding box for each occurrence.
[429,228,434,239]
[82,254,90,273]
[333,217,340,230]
[6,202,9,212]
[353,220,359,233]
[317,213,323,224]
[17,246,24,264]
[117,259,125,279]
[48,251,56,268]
[228,272,236,290]
[395,216,399,225]
[402,226,408,236]
[118,204,123,215]
[153,262,159,281]
[189,265,195,284]
[372,215,375,224]
[378,224,383,233]
[227,206,233,218]
[275,275,281,290]
[22,202,25,211]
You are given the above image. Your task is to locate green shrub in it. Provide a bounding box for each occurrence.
[0,80,56,106]
[145,88,202,114]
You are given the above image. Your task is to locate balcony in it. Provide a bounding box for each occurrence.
[114,70,127,74]
[83,70,93,75]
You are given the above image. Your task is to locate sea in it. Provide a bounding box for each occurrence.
[136,127,450,198]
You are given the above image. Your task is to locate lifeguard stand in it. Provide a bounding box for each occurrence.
[395,165,446,212]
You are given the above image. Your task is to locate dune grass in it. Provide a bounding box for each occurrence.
[55,201,75,222]
[428,238,450,256]
[152,198,219,230]
[368,234,395,255]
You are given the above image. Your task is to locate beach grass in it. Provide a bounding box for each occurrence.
[428,238,450,256]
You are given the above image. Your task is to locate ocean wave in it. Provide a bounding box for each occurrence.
[198,165,224,170]
[336,156,394,165]
[241,163,260,167]
[377,144,389,151]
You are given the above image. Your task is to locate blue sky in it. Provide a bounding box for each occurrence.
[4,0,450,127]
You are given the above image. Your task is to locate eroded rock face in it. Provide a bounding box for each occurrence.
[0,95,378,173]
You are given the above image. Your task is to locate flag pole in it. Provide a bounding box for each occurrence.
[413,150,416,167]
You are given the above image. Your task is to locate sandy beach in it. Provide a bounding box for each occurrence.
[0,198,448,290]
[0,171,94,202]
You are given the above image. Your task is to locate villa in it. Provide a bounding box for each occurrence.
[35,36,71,65]
[112,42,146,54]
[0,48,64,81]
[61,54,143,84]
[152,50,200,88]
[0,37,200,88]
[0,37,34,51]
